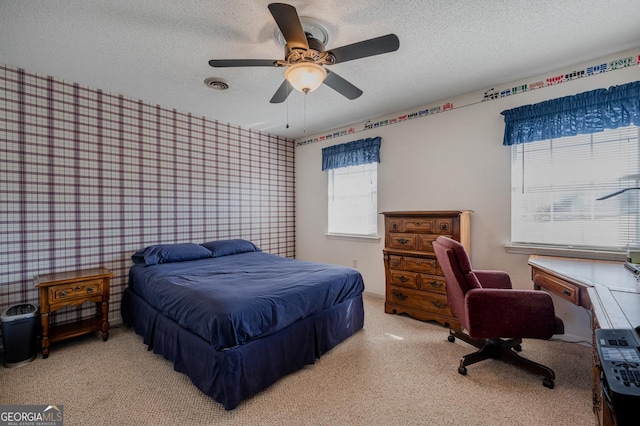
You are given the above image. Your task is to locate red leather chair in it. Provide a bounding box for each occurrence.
[432,236,564,388]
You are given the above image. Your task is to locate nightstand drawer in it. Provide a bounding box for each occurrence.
[49,279,103,302]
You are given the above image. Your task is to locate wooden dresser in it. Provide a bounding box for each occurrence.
[382,211,471,329]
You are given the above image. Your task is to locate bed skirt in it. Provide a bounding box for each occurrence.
[121,287,364,410]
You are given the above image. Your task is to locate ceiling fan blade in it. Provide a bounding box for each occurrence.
[270,80,293,103]
[268,3,309,51]
[327,34,399,64]
[323,71,363,100]
[209,59,278,67]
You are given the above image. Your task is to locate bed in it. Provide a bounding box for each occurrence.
[120,239,365,410]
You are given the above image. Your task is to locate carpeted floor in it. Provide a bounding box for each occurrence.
[0,294,596,425]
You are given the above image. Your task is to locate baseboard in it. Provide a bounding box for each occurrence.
[551,333,592,347]
[362,291,384,299]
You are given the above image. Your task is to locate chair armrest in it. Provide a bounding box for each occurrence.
[473,270,512,289]
[465,288,559,339]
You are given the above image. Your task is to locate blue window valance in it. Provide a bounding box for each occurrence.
[501,81,640,146]
[321,136,381,171]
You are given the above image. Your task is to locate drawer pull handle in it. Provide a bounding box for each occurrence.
[432,301,448,309]
[398,275,409,283]
[59,291,67,298]
[393,290,408,301]
[414,222,421,226]
[73,286,81,291]
[391,260,400,267]
[392,223,398,229]
[397,238,409,244]
[87,286,95,294]
[562,289,571,296]
[440,223,449,231]
[415,261,422,265]
[429,281,442,288]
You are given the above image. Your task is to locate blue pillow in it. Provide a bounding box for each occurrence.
[201,239,261,258]
[132,243,213,266]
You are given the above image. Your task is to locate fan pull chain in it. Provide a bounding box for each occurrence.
[285,81,290,129]
[303,92,307,133]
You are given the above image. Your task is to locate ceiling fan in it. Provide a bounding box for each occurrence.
[208,3,400,103]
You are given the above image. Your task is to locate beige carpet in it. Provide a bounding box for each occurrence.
[0,294,595,426]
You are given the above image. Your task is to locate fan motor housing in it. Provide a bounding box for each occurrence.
[285,36,326,63]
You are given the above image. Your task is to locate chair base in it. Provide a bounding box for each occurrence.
[448,330,556,389]
[448,328,485,350]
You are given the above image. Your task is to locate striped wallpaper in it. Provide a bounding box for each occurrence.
[0,65,295,329]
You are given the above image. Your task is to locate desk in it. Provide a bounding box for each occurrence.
[528,255,640,426]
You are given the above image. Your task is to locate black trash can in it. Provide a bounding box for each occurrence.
[1,303,39,368]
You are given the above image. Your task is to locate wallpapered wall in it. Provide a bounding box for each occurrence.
[0,65,295,328]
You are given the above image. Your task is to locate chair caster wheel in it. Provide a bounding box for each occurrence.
[448,334,456,343]
[458,366,467,375]
[543,378,554,389]
[514,344,522,352]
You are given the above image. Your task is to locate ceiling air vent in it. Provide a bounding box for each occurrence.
[204,77,230,90]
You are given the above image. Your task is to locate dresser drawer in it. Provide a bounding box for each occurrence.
[389,233,417,250]
[48,279,103,302]
[532,271,578,305]
[389,233,446,253]
[404,256,439,274]
[387,286,452,316]
[402,218,435,233]
[390,271,418,289]
[387,255,403,269]
[387,218,402,233]
[419,275,447,294]
[418,234,439,253]
[435,218,454,234]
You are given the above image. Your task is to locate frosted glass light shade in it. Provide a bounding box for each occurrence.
[285,63,327,93]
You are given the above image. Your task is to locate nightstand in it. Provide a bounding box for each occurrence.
[34,267,112,358]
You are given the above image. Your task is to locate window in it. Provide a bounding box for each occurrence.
[322,136,381,237]
[503,81,640,253]
[511,125,640,250]
[328,163,378,236]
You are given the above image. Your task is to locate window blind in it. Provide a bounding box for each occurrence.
[511,125,640,250]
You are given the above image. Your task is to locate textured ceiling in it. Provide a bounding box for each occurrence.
[2,1,640,139]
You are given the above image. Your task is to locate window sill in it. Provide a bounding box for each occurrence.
[325,233,381,243]
[504,243,626,262]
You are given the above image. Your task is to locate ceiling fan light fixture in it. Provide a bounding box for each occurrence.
[285,62,327,94]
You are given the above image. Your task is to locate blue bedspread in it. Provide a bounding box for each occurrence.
[128,252,365,350]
